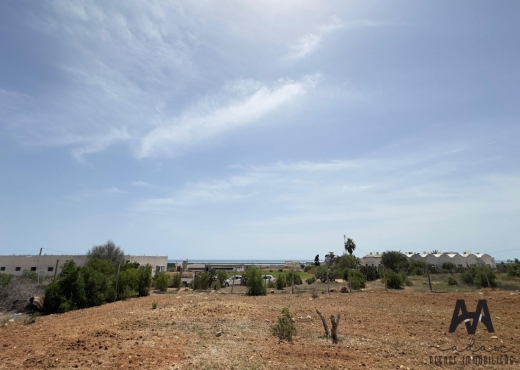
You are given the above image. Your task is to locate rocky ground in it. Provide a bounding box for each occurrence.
[1,283,519,369]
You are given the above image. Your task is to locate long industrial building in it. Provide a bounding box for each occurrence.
[361,250,496,269]
[0,254,168,277]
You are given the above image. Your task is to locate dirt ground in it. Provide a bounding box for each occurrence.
[1,284,519,369]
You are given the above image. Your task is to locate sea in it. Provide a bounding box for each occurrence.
[167,259,308,264]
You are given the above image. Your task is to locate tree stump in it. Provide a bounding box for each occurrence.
[316,309,330,339]
[330,314,341,344]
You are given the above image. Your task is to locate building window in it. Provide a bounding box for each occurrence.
[0,267,5,271]
[31,267,37,271]
[48,267,54,272]
[15,267,21,271]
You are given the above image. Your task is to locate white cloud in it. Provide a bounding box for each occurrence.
[138,77,315,158]
[286,17,393,60]
[103,187,124,194]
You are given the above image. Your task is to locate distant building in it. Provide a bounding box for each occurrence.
[360,250,496,269]
[0,254,168,277]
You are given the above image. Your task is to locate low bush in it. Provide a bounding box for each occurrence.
[154,271,169,292]
[442,262,456,272]
[171,273,182,289]
[267,280,276,289]
[461,266,496,287]
[408,260,426,275]
[447,276,458,286]
[271,307,296,342]
[306,276,316,285]
[304,266,312,272]
[386,270,404,289]
[137,265,153,296]
[276,273,285,290]
[507,260,520,277]
[359,265,379,281]
[217,270,228,286]
[0,273,14,287]
[284,271,302,285]
[193,272,211,290]
[349,270,366,290]
[212,280,221,291]
[152,302,157,309]
[21,270,39,283]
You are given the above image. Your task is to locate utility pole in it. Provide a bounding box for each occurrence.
[53,259,59,282]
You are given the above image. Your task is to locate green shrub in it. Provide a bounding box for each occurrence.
[276,273,286,290]
[408,260,426,275]
[306,276,316,285]
[381,251,409,273]
[217,270,228,286]
[137,264,152,296]
[386,270,404,289]
[212,280,221,291]
[44,260,87,313]
[400,272,413,286]
[427,264,441,274]
[461,266,497,287]
[193,272,211,290]
[117,268,138,299]
[21,270,39,283]
[447,276,458,286]
[267,280,276,289]
[359,265,379,281]
[284,271,302,285]
[245,267,266,296]
[154,271,169,292]
[304,266,312,272]
[442,262,456,272]
[171,273,182,289]
[349,270,366,290]
[507,261,520,277]
[271,307,296,342]
[82,258,116,306]
[0,273,14,287]
[152,302,157,309]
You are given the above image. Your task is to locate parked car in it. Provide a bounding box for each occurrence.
[224,275,243,287]
[261,274,276,283]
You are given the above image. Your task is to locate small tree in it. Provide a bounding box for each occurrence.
[82,258,116,307]
[272,307,296,342]
[137,264,152,296]
[44,260,87,313]
[154,271,169,292]
[314,254,320,266]
[87,240,125,268]
[245,267,266,296]
[381,251,409,273]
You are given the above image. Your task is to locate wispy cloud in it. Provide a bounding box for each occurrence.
[138,76,317,158]
[286,18,393,60]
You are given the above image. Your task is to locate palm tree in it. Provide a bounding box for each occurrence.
[343,236,356,293]
[344,236,356,255]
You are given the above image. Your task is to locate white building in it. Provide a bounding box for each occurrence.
[360,250,496,269]
[0,254,168,277]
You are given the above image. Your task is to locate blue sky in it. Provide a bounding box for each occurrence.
[1,1,519,261]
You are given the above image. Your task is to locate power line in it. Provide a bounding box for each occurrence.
[491,248,520,254]
[41,248,79,255]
